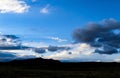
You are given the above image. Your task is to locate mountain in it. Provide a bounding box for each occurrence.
[0,57,120,70]
[0,58,119,78]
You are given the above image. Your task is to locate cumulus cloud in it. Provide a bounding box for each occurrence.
[42,18,120,62]
[1,18,120,62]
[40,4,50,14]
[47,36,67,42]
[45,43,95,60]
[0,0,30,13]
[73,18,120,54]
[44,43,120,62]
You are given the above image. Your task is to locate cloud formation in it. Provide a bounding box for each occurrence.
[1,18,120,62]
[31,0,36,2]
[40,4,50,14]
[0,35,21,50]
[48,45,70,52]
[0,0,30,13]
[45,43,96,61]
[44,43,120,62]
[47,36,67,42]
[0,51,17,62]
[73,18,120,54]
[33,48,46,53]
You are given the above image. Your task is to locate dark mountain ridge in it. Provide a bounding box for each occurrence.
[0,58,119,71]
[0,58,119,78]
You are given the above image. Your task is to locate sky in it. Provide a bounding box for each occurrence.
[0,0,120,62]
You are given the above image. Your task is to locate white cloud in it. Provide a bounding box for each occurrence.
[44,43,95,60]
[22,41,48,48]
[44,43,120,62]
[47,36,67,42]
[40,4,50,14]
[114,58,120,62]
[0,33,120,62]
[0,0,30,13]
[31,0,36,2]
[1,50,40,58]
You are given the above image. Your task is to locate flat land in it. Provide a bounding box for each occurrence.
[0,62,120,78]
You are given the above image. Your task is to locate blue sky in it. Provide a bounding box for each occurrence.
[0,0,120,62]
[1,0,120,43]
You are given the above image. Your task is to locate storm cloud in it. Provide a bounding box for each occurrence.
[73,19,120,54]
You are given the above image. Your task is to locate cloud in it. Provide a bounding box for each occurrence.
[0,51,16,62]
[1,19,120,62]
[0,0,30,13]
[31,0,36,2]
[0,34,48,54]
[2,49,40,57]
[33,48,46,54]
[114,58,120,62]
[47,36,67,42]
[44,43,96,61]
[47,45,70,52]
[48,45,58,52]
[43,19,120,62]
[0,34,46,61]
[0,49,41,61]
[0,34,22,50]
[40,4,50,14]
[44,43,120,62]
[3,35,19,39]
[73,18,120,54]
[0,52,16,58]
[94,46,118,54]
[22,41,48,48]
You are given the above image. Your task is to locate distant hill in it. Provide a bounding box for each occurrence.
[0,58,119,70]
[8,58,61,65]
[0,58,119,78]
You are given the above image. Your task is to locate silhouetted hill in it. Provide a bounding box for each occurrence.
[0,58,120,78]
[0,58,119,70]
[10,58,61,65]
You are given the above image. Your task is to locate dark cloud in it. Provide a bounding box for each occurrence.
[0,45,31,50]
[0,35,20,43]
[34,48,46,53]
[0,52,16,62]
[0,52,16,57]
[48,45,70,52]
[0,46,22,50]
[68,52,72,55]
[94,45,118,54]
[73,19,120,54]
[3,35,19,39]
[48,45,58,52]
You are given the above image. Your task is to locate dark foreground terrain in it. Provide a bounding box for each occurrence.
[0,58,120,78]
